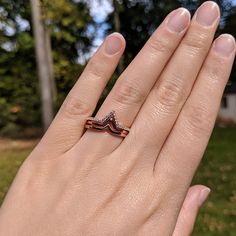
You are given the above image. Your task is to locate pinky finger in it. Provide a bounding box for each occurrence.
[172,185,210,236]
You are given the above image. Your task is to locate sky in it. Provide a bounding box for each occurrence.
[78,0,113,62]
[89,0,113,47]
[90,0,113,23]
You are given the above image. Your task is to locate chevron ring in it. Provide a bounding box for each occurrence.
[85,111,130,138]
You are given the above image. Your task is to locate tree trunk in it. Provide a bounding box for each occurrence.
[44,28,57,103]
[30,0,54,131]
[113,0,124,74]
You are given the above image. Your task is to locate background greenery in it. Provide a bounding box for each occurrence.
[192,128,236,235]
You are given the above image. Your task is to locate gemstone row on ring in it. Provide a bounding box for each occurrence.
[91,111,127,130]
[85,111,130,137]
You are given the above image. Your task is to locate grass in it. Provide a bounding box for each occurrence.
[0,128,236,235]
[192,128,236,236]
[0,148,31,202]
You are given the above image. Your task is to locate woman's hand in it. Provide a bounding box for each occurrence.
[0,1,235,235]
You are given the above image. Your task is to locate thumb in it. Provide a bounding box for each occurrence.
[172,185,210,236]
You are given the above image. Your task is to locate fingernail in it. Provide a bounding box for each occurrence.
[104,33,123,55]
[196,1,219,26]
[214,34,236,57]
[198,187,211,206]
[167,8,190,33]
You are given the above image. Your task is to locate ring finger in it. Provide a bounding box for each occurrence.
[76,8,191,154]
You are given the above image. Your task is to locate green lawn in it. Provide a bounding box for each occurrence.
[193,128,236,236]
[0,128,236,235]
[0,148,31,202]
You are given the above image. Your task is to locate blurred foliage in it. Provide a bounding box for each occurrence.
[41,0,93,106]
[223,4,236,81]
[0,0,93,136]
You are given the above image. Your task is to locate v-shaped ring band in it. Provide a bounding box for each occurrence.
[85,111,130,138]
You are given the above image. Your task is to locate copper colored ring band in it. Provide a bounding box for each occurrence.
[84,111,130,138]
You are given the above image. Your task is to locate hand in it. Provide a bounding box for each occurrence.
[0,1,235,235]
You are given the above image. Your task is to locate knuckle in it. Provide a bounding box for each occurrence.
[148,35,174,55]
[86,58,107,79]
[155,78,185,111]
[183,31,209,55]
[112,81,144,106]
[184,104,213,137]
[202,56,225,81]
[63,95,91,117]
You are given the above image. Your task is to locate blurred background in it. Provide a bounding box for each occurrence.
[0,0,236,235]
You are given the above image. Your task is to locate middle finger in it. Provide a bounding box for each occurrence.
[121,1,220,160]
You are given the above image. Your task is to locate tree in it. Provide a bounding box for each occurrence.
[221,4,236,82]
[30,0,54,131]
[0,0,38,136]
[0,0,94,136]
[41,0,95,106]
[112,0,124,73]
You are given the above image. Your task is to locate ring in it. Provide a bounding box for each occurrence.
[85,111,130,138]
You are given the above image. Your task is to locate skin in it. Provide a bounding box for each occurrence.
[0,1,235,235]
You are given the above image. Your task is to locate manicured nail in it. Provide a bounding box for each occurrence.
[104,33,123,55]
[196,1,219,26]
[167,8,190,33]
[198,187,211,206]
[214,34,236,57]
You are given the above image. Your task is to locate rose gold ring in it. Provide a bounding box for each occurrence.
[85,111,130,138]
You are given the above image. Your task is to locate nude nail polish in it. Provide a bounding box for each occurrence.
[196,1,219,26]
[167,8,190,33]
[198,188,211,206]
[214,34,235,57]
[105,33,123,55]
